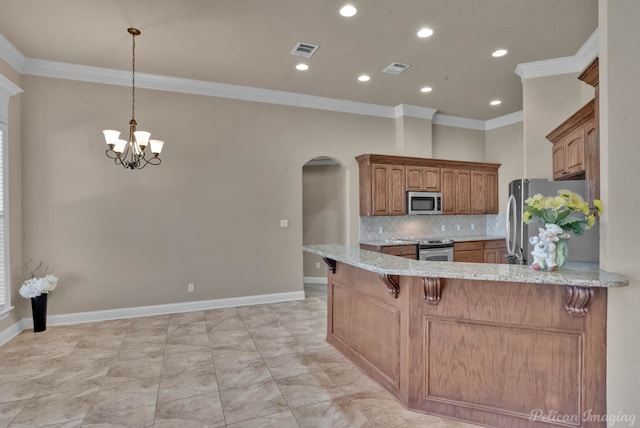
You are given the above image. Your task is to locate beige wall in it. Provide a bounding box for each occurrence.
[18,75,400,315]
[432,125,485,162]
[485,122,524,211]
[302,163,346,278]
[522,74,587,178]
[395,116,433,157]
[600,0,640,420]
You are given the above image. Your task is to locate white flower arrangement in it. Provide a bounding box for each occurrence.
[16,260,59,299]
[19,274,58,298]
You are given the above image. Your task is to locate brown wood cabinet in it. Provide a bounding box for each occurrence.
[360,163,406,216]
[453,241,484,263]
[547,57,600,205]
[454,239,508,264]
[357,154,500,216]
[483,239,509,264]
[484,170,499,213]
[441,168,471,215]
[360,243,417,260]
[406,166,440,192]
[548,104,591,180]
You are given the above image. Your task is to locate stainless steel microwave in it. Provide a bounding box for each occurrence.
[407,192,442,215]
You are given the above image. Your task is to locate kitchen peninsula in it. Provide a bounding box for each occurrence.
[304,244,628,428]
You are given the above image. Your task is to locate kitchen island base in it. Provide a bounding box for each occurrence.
[326,262,607,428]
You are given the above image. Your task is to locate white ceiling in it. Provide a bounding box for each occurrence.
[0,0,598,121]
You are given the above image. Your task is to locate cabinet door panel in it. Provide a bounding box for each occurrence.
[565,128,585,175]
[423,167,441,191]
[373,165,389,215]
[389,165,406,215]
[456,170,471,214]
[406,167,423,191]
[484,171,499,214]
[441,168,456,214]
[553,142,567,180]
[471,171,484,214]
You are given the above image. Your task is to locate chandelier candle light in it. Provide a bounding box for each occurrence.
[103,28,165,169]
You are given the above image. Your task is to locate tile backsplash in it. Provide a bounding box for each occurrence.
[360,213,506,241]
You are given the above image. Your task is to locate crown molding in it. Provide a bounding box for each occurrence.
[515,29,599,80]
[432,114,485,130]
[485,111,523,131]
[393,104,438,120]
[23,58,397,119]
[0,74,23,123]
[3,38,521,131]
[574,29,599,71]
[0,33,25,72]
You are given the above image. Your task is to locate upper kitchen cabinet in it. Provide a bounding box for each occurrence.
[357,154,499,216]
[547,57,600,205]
[470,169,498,214]
[406,166,440,192]
[359,162,406,216]
[442,168,470,214]
[546,99,593,180]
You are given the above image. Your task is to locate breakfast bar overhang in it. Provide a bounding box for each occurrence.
[304,244,628,428]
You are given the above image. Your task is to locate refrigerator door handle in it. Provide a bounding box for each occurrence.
[505,194,521,262]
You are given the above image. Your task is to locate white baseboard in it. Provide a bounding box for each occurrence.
[304,276,328,285]
[1,290,305,345]
[0,320,24,347]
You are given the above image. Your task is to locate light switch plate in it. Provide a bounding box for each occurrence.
[280,219,289,228]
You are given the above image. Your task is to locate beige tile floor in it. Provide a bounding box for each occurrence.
[0,292,481,427]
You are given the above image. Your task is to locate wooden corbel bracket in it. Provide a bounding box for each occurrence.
[564,285,594,316]
[379,274,400,298]
[423,277,443,305]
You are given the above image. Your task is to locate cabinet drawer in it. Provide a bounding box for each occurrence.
[454,250,484,263]
[483,239,506,249]
[454,241,483,251]
[383,245,417,257]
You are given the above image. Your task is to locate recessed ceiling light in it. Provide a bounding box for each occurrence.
[420,87,433,93]
[296,63,309,71]
[417,28,434,38]
[340,5,357,17]
[358,74,370,82]
[490,100,501,106]
[492,49,508,57]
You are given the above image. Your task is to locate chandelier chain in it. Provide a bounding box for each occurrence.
[131,31,136,121]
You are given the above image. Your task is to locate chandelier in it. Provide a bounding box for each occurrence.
[103,28,164,170]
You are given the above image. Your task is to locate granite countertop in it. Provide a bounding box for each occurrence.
[360,235,505,246]
[304,244,628,288]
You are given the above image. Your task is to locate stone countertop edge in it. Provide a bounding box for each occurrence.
[361,235,506,246]
[305,244,628,288]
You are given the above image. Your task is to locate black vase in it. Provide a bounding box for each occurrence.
[31,294,48,332]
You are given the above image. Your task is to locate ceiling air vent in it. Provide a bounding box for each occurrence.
[291,42,319,58]
[382,62,411,75]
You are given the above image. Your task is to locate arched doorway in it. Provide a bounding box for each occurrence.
[302,156,347,298]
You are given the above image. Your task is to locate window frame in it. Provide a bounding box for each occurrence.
[0,74,22,319]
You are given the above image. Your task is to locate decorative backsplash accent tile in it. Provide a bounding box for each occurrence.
[360,213,506,241]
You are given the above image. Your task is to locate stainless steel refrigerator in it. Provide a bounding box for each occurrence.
[505,178,599,265]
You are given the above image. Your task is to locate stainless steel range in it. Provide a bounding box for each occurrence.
[417,238,454,262]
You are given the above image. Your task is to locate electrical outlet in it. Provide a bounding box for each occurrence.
[441,225,445,232]
[378,227,384,234]
[456,224,460,231]
[188,283,195,293]
[280,219,289,228]
[471,224,475,230]
[315,262,321,269]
